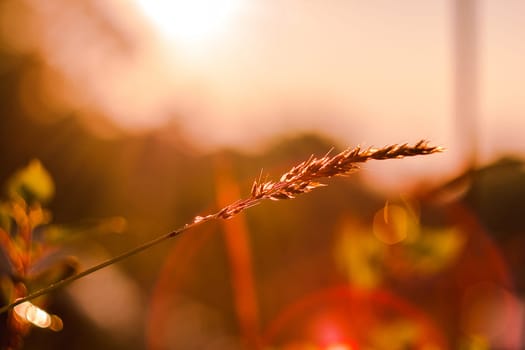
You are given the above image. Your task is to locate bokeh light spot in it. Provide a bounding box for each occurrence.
[373,203,409,245]
[13,301,62,331]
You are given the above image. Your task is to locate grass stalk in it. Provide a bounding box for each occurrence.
[0,140,442,314]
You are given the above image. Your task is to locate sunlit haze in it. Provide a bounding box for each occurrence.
[134,0,242,53]
[2,0,524,189]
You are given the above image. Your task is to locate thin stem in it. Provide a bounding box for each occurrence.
[0,218,214,314]
[0,140,441,315]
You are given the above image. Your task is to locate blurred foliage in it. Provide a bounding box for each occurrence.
[0,161,67,348]
[336,201,466,290]
[0,160,127,349]
[6,159,55,204]
[465,157,525,236]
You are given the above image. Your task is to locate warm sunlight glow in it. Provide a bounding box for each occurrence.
[134,0,241,49]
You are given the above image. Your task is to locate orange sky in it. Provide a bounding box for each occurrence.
[2,0,523,189]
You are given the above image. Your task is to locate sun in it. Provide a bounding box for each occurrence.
[134,0,242,50]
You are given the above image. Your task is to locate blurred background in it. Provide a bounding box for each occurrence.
[0,0,524,349]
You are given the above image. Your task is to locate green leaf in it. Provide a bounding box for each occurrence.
[6,160,55,203]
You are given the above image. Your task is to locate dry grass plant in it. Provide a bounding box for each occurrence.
[0,140,442,314]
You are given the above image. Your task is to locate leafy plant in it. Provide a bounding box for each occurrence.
[0,160,126,349]
[0,160,69,348]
